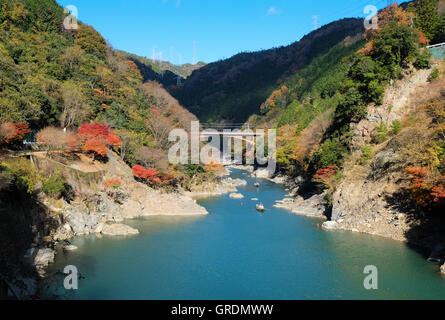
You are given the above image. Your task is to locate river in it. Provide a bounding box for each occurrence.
[41,169,445,299]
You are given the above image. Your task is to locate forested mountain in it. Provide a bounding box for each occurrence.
[165,18,365,123]
[0,0,222,194]
[116,50,205,86]
[246,2,445,221]
[0,0,198,158]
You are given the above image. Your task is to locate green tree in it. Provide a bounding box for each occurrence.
[414,0,441,42]
[74,24,108,58]
[23,0,63,33]
[372,22,419,78]
[334,86,366,126]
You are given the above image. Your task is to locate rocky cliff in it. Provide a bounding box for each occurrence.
[273,62,445,273]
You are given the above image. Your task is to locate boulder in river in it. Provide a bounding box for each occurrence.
[101,223,139,236]
[33,248,55,267]
[322,221,338,230]
[63,245,78,251]
[274,192,328,218]
[252,168,272,178]
[229,193,244,199]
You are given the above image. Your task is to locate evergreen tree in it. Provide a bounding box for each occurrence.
[414,0,441,41]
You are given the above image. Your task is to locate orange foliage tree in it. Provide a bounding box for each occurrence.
[0,122,31,145]
[405,166,445,208]
[358,3,415,56]
[260,85,288,114]
[132,164,176,187]
[415,29,430,46]
[77,123,121,158]
[313,165,337,191]
[132,165,159,184]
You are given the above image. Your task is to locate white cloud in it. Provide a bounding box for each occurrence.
[267,6,280,15]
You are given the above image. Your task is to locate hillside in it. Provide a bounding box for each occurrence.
[261,3,445,252]
[0,0,219,292]
[165,18,365,123]
[116,50,206,86]
[0,0,208,173]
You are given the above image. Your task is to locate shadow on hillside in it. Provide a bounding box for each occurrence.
[0,189,60,300]
[385,189,445,261]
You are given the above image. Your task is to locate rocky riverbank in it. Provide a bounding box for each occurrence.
[183,166,248,198]
[26,184,209,278]
[9,151,210,298]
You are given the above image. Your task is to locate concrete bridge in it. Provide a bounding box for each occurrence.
[200,123,264,137]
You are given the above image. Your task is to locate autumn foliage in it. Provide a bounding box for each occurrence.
[36,126,81,152]
[405,166,445,208]
[103,177,122,189]
[0,122,31,144]
[415,29,430,46]
[313,165,337,191]
[77,123,121,157]
[132,164,176,187]
[260,85,288,114]
[358,3,415,56]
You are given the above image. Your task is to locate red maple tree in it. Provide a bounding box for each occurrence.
[132,165,165,185]
[77,123,121,158]
[313,165,337,191]
[405,167,444,208]
[415,29,430,46]
[0,122,31,144]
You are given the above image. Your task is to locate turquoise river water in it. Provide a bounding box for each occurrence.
[42,169,445,299]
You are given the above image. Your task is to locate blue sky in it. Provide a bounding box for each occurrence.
[57,0,390,65]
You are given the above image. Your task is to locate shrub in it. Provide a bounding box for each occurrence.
[1,158,38,194]
[360,145,374,164]
[103,177,122,189]
[413,49,432,69]
[428,68,439,82]
[313,137,348,168]
[391,120,402,135]
[180,164,205,178]
[132,165,160,184]
[42,171,67,198]
[374,122,388,143]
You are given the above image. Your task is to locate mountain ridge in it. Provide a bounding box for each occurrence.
[164,18,365,123]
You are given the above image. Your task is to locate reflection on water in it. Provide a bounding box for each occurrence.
[41,169,445,300]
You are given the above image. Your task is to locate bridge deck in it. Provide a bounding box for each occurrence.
[200,132,263,136]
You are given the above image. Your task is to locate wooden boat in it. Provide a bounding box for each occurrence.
[253,182,260,188]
